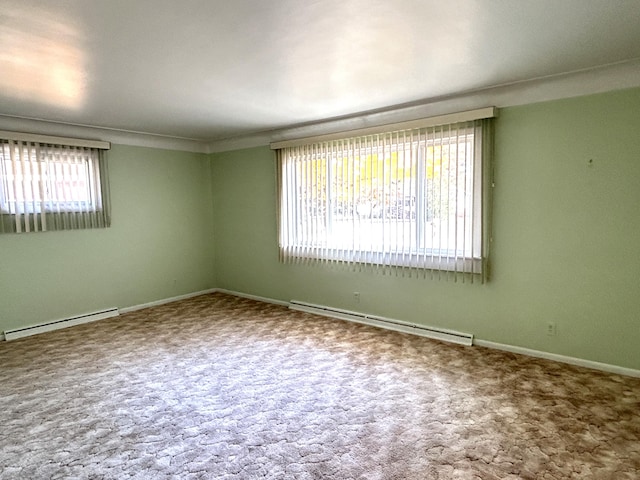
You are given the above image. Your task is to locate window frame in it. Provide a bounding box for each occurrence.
[0,143,104,215]
[274,109,495,278]
[0,131,111,234]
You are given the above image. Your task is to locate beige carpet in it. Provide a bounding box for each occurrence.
[0,293,638,479]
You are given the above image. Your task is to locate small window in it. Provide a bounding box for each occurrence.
[0,134,111,233]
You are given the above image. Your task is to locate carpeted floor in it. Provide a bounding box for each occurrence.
[0,293,639,479]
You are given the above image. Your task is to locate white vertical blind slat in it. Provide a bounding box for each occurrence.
[0,139,110,234]
[455,127,460,279]
[276,118,490,280]
[11,141,23,232]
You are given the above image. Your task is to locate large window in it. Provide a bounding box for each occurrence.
[0,132,111,233]
[275,109,495,279]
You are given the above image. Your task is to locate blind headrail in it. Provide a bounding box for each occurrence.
[0,130,110,150]
[270,107,497,150]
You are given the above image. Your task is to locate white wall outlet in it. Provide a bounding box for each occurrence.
[353,292,361,303]
[546,321,557,336]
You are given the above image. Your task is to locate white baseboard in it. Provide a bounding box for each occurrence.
[3,308,119,341]
[215,288,289,307]
[215,290,640,378]
[1,289,218,341]
[290,300,473,346]
[4,287,638,378]
[119,288,218,313]
[473,339,640,378]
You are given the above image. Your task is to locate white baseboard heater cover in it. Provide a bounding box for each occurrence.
[3,308,119,341]
[289,300,473,346]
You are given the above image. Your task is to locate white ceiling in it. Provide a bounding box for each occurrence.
[1,0,640,150]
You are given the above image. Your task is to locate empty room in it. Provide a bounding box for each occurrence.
[1,0,639,478]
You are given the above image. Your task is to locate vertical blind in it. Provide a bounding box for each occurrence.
[0,133,111,234]
[274,110,495,281]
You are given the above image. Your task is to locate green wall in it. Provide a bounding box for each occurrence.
[2,88,639,371]
[211,88,640,370]
[0,144,215,332]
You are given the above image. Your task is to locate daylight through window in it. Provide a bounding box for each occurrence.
[0,133,111,233]
[275,110,495,280]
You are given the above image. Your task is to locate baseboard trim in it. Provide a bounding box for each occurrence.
[290,300,474,346]
[3,308,120,341]
[5,288,637,378]
[215,288,289,307]
[1,289,219,341]
[216,291,640,378]
[473,339,640,378]
[119,288,218,314]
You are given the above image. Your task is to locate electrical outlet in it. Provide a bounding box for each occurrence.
[353,292,360,303]
[546,321,557,336]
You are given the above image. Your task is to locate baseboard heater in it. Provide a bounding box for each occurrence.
[3,308,119,341]
[289,300,473,346]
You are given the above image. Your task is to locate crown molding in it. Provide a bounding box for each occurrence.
[207,58,640,153]
[2,59,639,155]
[0,115,209,153]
